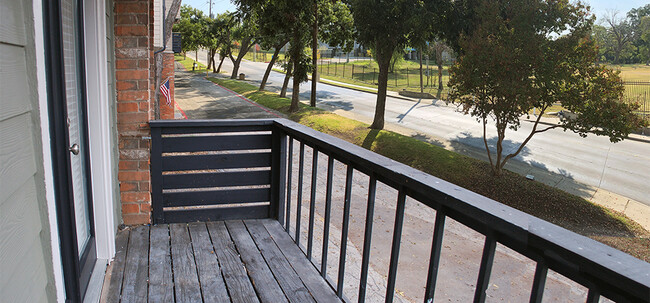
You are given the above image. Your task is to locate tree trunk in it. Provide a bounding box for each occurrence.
[280,63,293,98]
[216,56,225,73]
[290,64,302,112]
[438,62,443,90]
[231,38,254,79]
[260,43,286,91]
[207,49,213,70]
[419,50,423,93]
[370,49,393,129]
[212,50,217,73]
[310,0,319,107]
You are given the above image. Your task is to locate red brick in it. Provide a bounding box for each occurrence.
[120,182,138,192]
[115,2,148,14]
[139,203,151,213]
[117,90,148,101]
[123,213,150,225]
[139,181,150,192]
[115,25,148,37]
[138,161,149,170]
[138,100,149,111]
[116,70,148,81]
[119,160,138,170]
[118,171,149,181]
[121,192,150,203]
[116,80,137,91]
[117,102,139,113]
[122,203,140,214]
[116,59,138,69]
[118,112,148,124]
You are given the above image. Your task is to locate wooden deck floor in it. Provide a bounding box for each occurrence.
[101,219,341,303]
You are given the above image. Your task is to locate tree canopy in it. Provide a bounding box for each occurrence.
[448,0,647,176]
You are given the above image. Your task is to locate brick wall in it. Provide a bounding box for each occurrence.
[114,0,176,225]
[114,0,152,225]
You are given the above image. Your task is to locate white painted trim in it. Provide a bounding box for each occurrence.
[83,0,117,261]
[33,0,66,301]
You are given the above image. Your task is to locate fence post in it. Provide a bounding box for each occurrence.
[363,66,366,82]
[352,65,355,81]
[374,68,377,84]
[271,126,287,221]
[335,62,338,77]
[150,125,164,224]
[407,67,409,87]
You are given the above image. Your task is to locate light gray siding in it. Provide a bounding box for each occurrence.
[0,0,56,302]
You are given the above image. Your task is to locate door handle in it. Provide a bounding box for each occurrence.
[69,144,80,155]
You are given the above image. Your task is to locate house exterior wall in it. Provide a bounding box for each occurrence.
[0,0,57,302]
[114,0,175,225]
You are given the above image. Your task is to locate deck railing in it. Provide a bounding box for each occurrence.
[151,119,650,303]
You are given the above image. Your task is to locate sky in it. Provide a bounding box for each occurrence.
[180,0,650,21]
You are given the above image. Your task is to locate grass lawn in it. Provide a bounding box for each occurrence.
[205,76,649,261]
[609,64,650,82]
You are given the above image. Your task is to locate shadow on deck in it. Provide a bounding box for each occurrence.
[101,219,340,303]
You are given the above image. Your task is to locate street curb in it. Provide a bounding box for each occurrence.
[317,78,423,103]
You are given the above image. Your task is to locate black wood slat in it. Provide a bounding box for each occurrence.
[170,224,202,303]
[162,134,272,153]
[245,220,315,303]
[586,289,601,303]
[271,129,287,222]
[529,261,548,303]
[307,148,319,260]
[474,235,497,303]
[424,208,446,302]
[148,225,173,303]
[162,152,271,171]
[159,125,272,135]
[151,118,274,129]
[104,229,129,303]
[337,166,354,297]
[162,205,269,223]
[121,226,150,302]
[163,188,270,207]
[262,220,341,303]
[296,142,305,246]
[385,190,407,303]
[286,138,294,232]
[321,157,334,277]
[188,223,230,302]
[206,221,260,303]
[226,220,289,303]
[358,176,377,303]
[162,170,271,189]
[151,127,164,223]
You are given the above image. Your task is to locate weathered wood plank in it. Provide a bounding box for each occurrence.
[148,225,173,303]
[244,220,315,303]
[262,220,340,303]
[121,226,150,303]
[169,224,202,303]
[225,220,288,303]
[104,229,129,303]
[206,221,259,303]
[187,223,229,302]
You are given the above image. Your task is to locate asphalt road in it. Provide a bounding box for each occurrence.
[195,50,650,207]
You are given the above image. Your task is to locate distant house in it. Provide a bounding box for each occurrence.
[1,0,175,301]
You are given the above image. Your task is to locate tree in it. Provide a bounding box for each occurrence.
[173,5,207,57]
[348,0,428,129]
[228,15,258,79]
[425,40,452,97]
[603,10,634,64]
[448,0,647,176]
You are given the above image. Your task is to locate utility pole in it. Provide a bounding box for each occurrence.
[208,0,213,18]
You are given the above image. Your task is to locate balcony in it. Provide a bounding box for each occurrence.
[103,119,649,302]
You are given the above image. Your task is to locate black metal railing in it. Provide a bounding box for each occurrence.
[151,119,650,303]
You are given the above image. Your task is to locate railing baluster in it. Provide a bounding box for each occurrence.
[307,147,319,260]
[285,137,294,233]
[337,165,354,297]
[295,142,305,246]
[474,234,497,303]
[321,156,334,278]
[586,289,600,303]
[424,207,446,303]
[529,261,548,303]
[358,175,377,303]
[385,188,407,303]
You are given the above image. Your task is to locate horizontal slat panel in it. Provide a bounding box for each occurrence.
[162,152,272,171]
[162,134,271,153]
[162,170,271,189]
[162,205,269,223]
[150,119,275,129]
[163,188,270,207]
[160,125,272,135]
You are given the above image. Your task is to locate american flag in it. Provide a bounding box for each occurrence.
[160,78,171,107]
